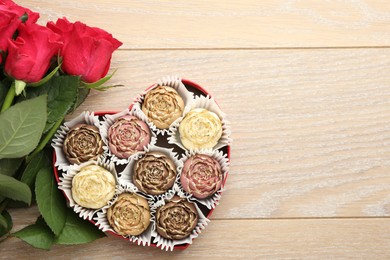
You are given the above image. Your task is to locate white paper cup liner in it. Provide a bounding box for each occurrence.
[94,184,155,247]
[176,149,229,209]
[132,76,194,136]
[100,109,157,165]
[168,95,232,151]
[117,145,182,201]
[52,111,103,171]
[58,158,119,220]
[151,185,209,251]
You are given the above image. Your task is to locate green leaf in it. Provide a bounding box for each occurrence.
[13,216,55,250]
[23,76,79,134]
[0,158,23,176]
[72,87,90,112]
[20,151,50,189]
[55,208,105,245]
[0,211,13,237]
[0,214,7,229]
[0,174,31,204]
[35,168,66,236]
[25,118,63,164]
[0,95,47,159]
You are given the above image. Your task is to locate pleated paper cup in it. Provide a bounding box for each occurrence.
[52,111,103,171]
[177,149,229,209]
[100,109,157,165]
[58,158,118,220]
[168,95,232,151]
[132,76,194,136]
[117,145,182,201]
[151,186,209,251]
[94,184,155,247]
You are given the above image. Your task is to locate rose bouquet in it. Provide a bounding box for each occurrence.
[0,0,122,249]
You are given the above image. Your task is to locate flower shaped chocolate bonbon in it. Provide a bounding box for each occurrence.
[181,154,223,199]
[156,196,198,240]
[108,115,151,159]
[71,165,116,209]
[107,193,151,236]
[179,108,223,150]
[54,77,231,250]
[133,152,176,195]
[63,124,103,164]
[142,85,184,129]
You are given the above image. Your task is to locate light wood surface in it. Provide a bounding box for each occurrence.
[21,0,390,48]
[2,0,390,259]
[3,207,390,259]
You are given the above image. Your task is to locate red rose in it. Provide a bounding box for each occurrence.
[5,23,62,83]
[0,0,39,63]
[0,10,20,64]
[0,0,39,24]
[47,18,122,83]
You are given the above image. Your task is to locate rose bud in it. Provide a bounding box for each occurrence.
[133,152,176,195]
[107,193,151,236]
[179,108,223,150]
[156,196,198,240]
[0,1,39,24]
[0,0,40,58]
[0,13,19,64]
[47,18,122,83]
[0,1,39,64]
[72,165,116,209]
[108,116,151,159]
[142,86,184,129]
[180,154,223,199]
[5,23,62,83]
[63,124,103,164]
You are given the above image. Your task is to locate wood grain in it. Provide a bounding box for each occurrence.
[21,0,390,49]
[3,207,390,259]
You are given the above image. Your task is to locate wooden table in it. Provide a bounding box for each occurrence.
[3,1,390,259]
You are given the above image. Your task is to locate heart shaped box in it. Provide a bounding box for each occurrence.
[53,78,231,250]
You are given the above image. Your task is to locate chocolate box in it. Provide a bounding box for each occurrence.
[52,77,231,250]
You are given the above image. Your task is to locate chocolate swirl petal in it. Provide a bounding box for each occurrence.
[133,152,176,195]
[181,154,223,199]
[107,193,151,236]
[63,124,103,164]
[142,86,184,129]
[179,108,223,150]
[108,116,151,159]
[71,165,116,209]
[156,196,198,240]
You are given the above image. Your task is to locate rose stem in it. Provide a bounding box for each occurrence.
[26,117,63,163]
[0,82,15,113]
